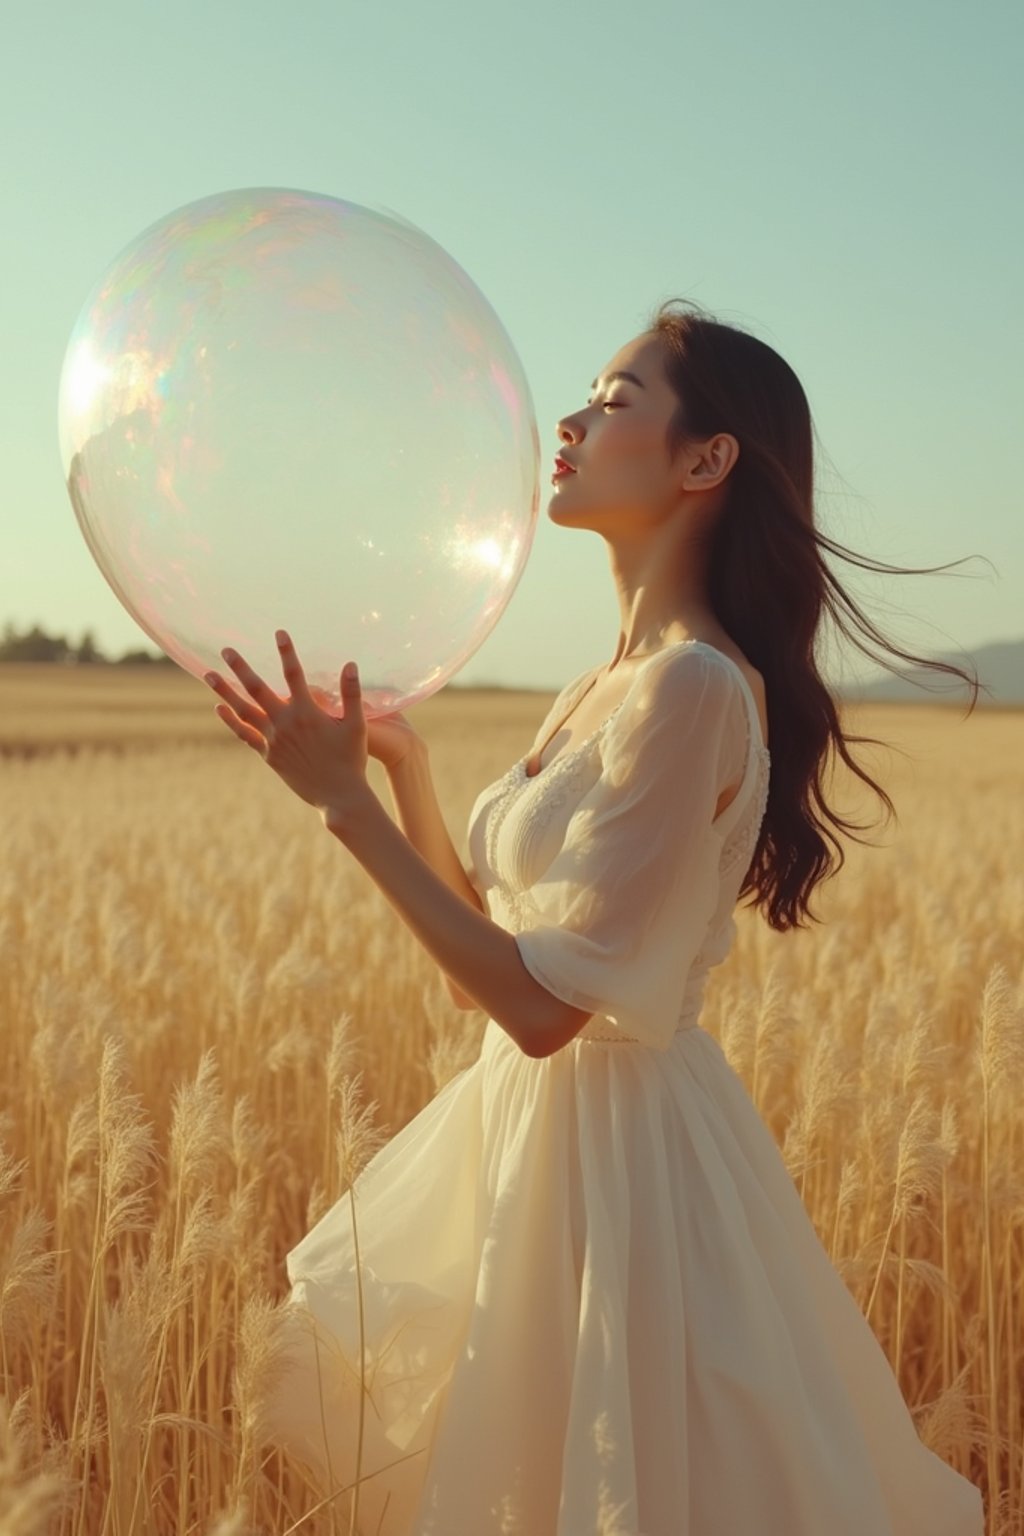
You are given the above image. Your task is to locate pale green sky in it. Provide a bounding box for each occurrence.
[3,0,1020,690]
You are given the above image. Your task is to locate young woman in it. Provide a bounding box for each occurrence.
[206,299,985,1533]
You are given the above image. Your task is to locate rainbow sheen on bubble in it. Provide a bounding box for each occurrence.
[58,187,540,714]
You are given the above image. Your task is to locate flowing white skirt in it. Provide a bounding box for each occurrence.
[267,1019,985,1535]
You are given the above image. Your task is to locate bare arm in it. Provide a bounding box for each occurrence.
[328,781,593,1057]
[383,744,490,1010]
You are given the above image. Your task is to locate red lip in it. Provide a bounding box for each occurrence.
[553,456,576,473]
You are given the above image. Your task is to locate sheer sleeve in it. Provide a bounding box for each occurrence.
[513,646,747,1050]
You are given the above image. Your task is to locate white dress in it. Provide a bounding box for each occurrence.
[267,640,985,1535]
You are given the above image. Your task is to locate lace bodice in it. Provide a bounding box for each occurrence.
[466,642,771,1049]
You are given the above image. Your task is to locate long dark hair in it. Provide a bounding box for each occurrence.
[645,297,989,932]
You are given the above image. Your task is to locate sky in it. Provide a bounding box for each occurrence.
[2,0,1020,692]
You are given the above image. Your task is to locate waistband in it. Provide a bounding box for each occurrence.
[576,990,705,1045]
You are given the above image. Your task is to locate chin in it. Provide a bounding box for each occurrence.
[547,500,583,523]
[547,486,586,517]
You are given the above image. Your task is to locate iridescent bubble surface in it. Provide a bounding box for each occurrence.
[58,187,540,714]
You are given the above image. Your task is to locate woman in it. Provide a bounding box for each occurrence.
[206,300,985,1533]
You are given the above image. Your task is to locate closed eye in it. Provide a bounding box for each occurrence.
[586,399,626,410]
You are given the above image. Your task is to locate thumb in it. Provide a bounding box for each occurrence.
[340,661,362,716]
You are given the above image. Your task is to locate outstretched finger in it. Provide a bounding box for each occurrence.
[204,669,268,731]
[220,646,284,715]
[341,661,363,720]
[275,629,314,705]
[214,703,266,754]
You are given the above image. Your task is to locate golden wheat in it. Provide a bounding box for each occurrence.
[0,664,1020,1532]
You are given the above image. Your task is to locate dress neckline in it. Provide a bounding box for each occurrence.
[520,639,770,781]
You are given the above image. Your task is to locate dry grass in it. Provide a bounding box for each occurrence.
[0,663,1020,1532]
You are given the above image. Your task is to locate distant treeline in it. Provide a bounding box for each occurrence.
[0,622,173,666]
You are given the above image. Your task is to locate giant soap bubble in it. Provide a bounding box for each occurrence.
[58,187,540,715]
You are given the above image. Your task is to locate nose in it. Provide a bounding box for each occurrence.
[557,414,581,446]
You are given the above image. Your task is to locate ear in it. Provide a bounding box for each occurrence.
[697,432,739,488]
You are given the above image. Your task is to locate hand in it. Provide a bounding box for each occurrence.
[204,630,369,820]
[362,709,426,772]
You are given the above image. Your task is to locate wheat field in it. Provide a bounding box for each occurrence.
[0,662,1020,1534]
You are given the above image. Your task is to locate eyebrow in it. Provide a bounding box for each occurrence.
[590,370,646,391]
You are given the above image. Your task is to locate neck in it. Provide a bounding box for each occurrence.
[603,529,716,668]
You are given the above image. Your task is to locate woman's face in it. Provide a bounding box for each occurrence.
[551,332,683,529]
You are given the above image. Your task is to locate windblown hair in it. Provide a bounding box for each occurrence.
[645,297,988,932]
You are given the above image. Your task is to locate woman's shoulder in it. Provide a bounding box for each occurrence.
[595,642,753,768]
[622,638,747,706]
[646,641,766,743]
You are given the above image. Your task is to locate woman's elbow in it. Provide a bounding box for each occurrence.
[521,989,594,1058]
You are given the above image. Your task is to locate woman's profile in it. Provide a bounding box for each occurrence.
[262,299,986,1533]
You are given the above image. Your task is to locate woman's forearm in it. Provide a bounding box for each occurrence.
[325,786,591,1058]
[385,746,483,914]
[384,747,483,1008]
